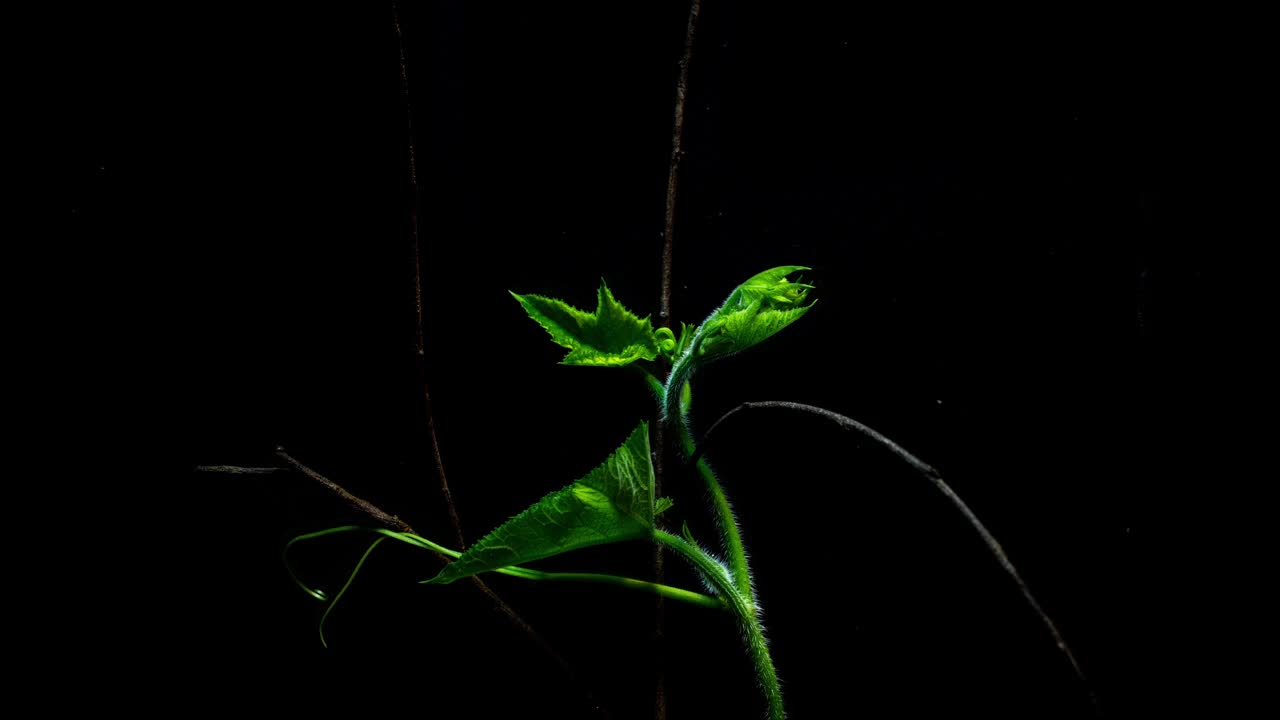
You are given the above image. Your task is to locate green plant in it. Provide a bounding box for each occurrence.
[287,266,808,718]
[283,265,1093,719]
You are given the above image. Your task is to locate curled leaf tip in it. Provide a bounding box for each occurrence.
[655,327,678,359]
[697,266,815,361]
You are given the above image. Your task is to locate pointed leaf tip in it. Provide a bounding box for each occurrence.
[512,282,660,367]
[429,423,656,585]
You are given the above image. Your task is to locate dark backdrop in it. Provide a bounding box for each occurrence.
[64,2,1228,717]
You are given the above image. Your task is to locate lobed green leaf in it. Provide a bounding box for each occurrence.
[511,282,660,366]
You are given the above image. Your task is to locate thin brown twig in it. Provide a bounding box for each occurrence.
[654,5,702,719]
[389,6,608,717]
[271,448,610,719]
[659,0,702,326]
[692,400,1103,716]
[651,423,668,720]
[277,449,417,534]
[392,1,467,551]
[194,465,282,475]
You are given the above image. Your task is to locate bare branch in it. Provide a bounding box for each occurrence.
[388,5,607,717]
[654,5,703,718]
[659,0,702,326]
[276,449,416,534]
[270,446,611,718]
[392,1,469,550]
[194,465,282,475]
[693,400,1102,715]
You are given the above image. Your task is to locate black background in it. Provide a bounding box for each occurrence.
[61,2,1238,717]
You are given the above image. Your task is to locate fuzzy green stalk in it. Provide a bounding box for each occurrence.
[674,416,753,599]
[661,334,700,424]
[646,366,778,712]
[656,529,784,720]
[644,365,755,601]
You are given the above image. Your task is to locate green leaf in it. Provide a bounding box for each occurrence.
[511,282,660,366]
[660,268,814,422]
[654,496,675,515]
[427,423,656,585]
[698,266,814,361]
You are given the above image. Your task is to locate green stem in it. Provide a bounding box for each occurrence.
[655,530,785,720]
[318,536,385,648]
[662,337,700,422]
[643,364,755,600]
[672,418,753,599]
[286,525,721,610]
[647,364,782,716]
[695,400,1103,714]
[639,366,665,400]
[507,569,724,610]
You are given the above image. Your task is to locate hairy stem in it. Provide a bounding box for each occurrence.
[684,373,753,600]
[661,336,699,423]
[655,530,784,720]
[674,419,753,600]
[695,400,1100,714]
[643,364,755,603]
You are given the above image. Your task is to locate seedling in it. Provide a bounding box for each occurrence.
[283,266,1093,719]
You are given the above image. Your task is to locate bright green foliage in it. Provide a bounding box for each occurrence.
[662,266,815,423]
[274,262,1080,720]
[654,327,678,359]
[673,321,698,359]
[427,423,657,585]
[697,265,815,361]
[655,322,697,362]
[511,282,660,366]
[288,267,817,720]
